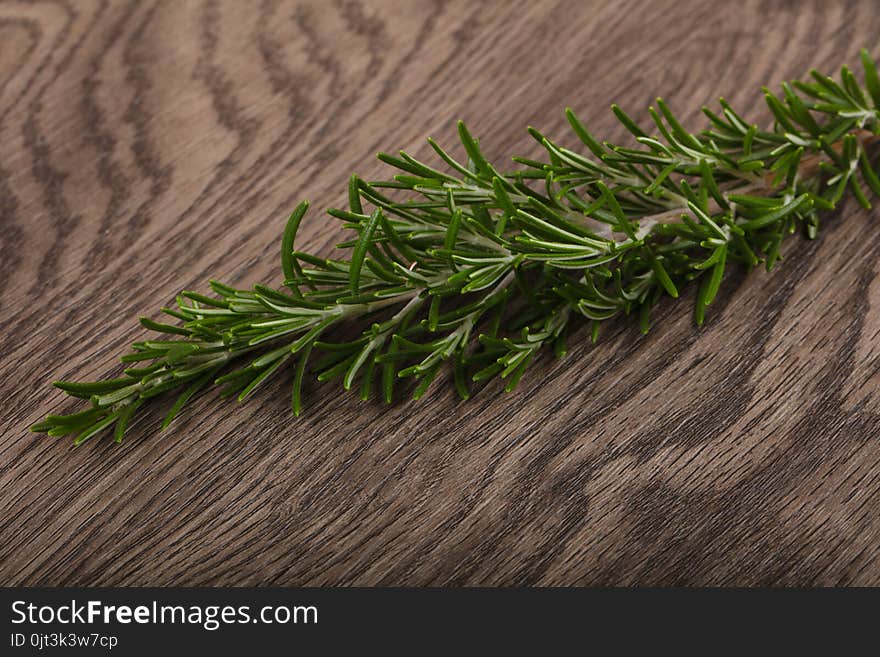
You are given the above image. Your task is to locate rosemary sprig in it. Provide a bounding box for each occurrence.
[32,51,880,445]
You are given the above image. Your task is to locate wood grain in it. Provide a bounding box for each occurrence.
[1,0,879,586]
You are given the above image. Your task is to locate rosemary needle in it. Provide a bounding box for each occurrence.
[32,50,880,445]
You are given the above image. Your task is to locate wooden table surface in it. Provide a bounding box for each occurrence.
[1,0,879,586]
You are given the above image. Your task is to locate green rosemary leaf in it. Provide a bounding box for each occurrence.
[699,160,728,210]
[764,91,799,133]
[291,343,313,416]
[503,352,534,392]
[565,107,605,158]
[412,362,441,400]
[54,378,134,396]
[850,176,872,210]
[238,354,292,402]
[111,401,139,442]
[647,251,679,299]
[453,351,470,400]
[694,274,710,327]
[781,82,821,135]
[596,181,637,240]
[742,124,758,155]
[43,407,107,428]
[638,300,652,335]
[74,413,119,447]
[645,162,679,195]
[140,317,191,336]
[694,245,726,270]
[656,98,702,149]
[740,194,811,231]
[281,201,310,288]
[611,104,647,139]
[702,245,728,306]
[349,208,382,294]
[859,149,880,196]
[492,177,516,235]
[343,341,378,391]
[861,48,880,108]
[841,66,868,107]
[457,121,491,177]
[162,368,219,430]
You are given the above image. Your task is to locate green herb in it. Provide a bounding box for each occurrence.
[32,52,880,445]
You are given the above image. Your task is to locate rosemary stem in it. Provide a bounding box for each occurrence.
[32,51,880,444]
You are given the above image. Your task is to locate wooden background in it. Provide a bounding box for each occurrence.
[1,0,879,586]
